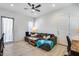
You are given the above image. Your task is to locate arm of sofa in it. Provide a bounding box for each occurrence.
[49,36,57,45]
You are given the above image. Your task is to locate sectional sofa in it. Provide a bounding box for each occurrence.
[24,32,57,51]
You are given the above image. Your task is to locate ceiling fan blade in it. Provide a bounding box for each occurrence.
[35,9,40,12]
[28,3,31,6]
[35,4,41,8]
[32,4,35,9]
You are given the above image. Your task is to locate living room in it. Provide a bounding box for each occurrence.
[0,2,79,56]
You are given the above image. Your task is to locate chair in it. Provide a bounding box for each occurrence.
[66,36,79,56]
[64,36,71,56]
[66,36,71,53]
[0,33,4,56]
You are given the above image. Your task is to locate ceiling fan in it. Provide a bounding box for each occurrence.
[24,3,41,12]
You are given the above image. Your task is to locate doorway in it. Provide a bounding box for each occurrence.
[1,16,14,43]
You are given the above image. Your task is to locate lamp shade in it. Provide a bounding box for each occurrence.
[32,26,37,32]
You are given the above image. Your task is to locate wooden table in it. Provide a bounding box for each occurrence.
[71,36,79,53]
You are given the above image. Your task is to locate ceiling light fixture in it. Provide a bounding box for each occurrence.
[52,4,55,7]
[10,4,14,7]
[32,9,35,12]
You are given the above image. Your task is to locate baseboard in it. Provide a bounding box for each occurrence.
[57,39,67,47]
[4,39,24,45]
[57,43,67,47]
[14,39,24,43]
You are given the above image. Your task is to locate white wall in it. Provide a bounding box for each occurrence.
[0,9,31,41]
[36,4,79,45]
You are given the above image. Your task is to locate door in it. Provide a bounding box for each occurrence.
[1,16,14,43]
[70,15,79,36]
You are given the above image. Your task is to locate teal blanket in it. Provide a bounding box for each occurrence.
[36,39,54,49]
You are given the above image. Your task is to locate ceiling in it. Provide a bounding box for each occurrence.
[0,3,72,18]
